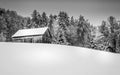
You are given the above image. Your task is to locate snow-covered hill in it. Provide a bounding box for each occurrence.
[0,42,120,75]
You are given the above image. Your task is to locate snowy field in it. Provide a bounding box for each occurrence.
[0,42,120,75]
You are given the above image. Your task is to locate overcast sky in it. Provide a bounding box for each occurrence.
[0,0,120,26]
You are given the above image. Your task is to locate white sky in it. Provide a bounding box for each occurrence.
[0,0,120,26]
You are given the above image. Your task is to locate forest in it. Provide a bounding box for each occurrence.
[0,8,120,53]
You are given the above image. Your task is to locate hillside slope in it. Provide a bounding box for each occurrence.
[0,42,120,75]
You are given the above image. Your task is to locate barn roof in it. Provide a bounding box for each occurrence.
[12,27,48,38]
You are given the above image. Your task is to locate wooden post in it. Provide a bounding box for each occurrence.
[41,35,43,43]
[32,36,34,43]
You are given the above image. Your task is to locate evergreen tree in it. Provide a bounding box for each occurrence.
[0,8,25,42]
[41,12,48,27]
[99,21,109,37]
[99,16,120,53]
[70,16,75,26]
[31,10,38,23]
[57,11,70,44]
[77,15,91,47]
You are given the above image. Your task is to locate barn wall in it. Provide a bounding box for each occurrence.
[12,35,43,43]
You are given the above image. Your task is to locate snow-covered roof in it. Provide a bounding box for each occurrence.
[12,27,48,38]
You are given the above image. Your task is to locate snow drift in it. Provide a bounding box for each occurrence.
[0,42,120,75]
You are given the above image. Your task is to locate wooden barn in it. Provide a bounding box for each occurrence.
[12,27,48,43]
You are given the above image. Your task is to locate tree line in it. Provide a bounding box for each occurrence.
[0,8,120,53]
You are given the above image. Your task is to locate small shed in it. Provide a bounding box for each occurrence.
[12,27,48,43]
